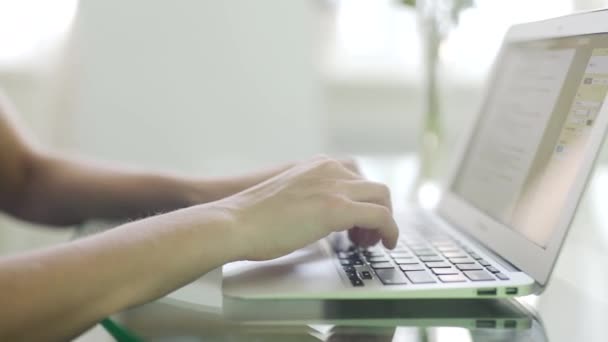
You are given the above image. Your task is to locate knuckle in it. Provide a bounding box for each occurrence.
[342,157,356,165]
[375,182,390,196]
[382,186,392,203]
[317,194,345,223]
[323,193,345,209]
[318,158,341,171]
[370,182,392,207]
[311,154,331,163]
[377,206,392,222]
[341,157,358,170]
[299,155,331,173]
[340,158,357,169]
[315,154,331,160]
[323,178,341,192]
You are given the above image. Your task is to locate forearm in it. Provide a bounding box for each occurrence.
[2,92,298,227]
[12,151,203,226]
[0,204,239,341]
[12,151,295,226]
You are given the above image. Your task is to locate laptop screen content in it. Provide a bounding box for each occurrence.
[452,33,608,248]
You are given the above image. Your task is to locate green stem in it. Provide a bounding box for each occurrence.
[418,14,442,183]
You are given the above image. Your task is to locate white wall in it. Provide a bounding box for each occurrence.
[0,1,330,253]
[0,30,77,254]
[70,0,327,176]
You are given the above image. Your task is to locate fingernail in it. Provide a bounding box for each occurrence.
[383,240,395,250]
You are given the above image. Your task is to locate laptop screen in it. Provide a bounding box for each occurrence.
[452,33,608,249]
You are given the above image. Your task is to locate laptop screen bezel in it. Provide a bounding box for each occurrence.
[437,9,608,286]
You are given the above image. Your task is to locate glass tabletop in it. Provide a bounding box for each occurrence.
[116,297,547,342]
[77,155,608,341]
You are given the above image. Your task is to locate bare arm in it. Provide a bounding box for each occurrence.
[0,93,396,340]
[0,92,298,226]
[0,205,239,341]
[0,158,398,341]
[11,151,299,226]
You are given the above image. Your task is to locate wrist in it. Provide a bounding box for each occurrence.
[223,209,248,263]
[176,177,211,206]
[181,177,244,206]
[204,200,250,263]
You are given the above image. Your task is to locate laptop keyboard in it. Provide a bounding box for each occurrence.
[335,216,510,287]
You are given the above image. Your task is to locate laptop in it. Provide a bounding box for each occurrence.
[224,9,608,299]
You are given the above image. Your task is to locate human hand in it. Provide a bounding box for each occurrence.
[216,156,398,261]
[334,158,389,248]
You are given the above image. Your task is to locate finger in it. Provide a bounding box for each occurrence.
[338,180,390,247]
[308,157,361,181]
[348,227,382,248]
[338,180,392,212]
[348,227,382,247]
[328,199,399,249]
[338,158,361,175]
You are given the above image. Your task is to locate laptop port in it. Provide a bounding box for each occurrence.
[504,320,517,329]
[477,288,497,296]
[476,320,497,328]
[505,287,518,295]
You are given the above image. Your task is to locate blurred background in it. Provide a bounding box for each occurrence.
[0,0,606,252]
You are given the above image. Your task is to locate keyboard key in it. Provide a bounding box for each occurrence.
[360,271,373,279]
[371,262,394,269]
[413,249,437,256]
[400,264,425,271]
[436,246,461,253]
[438,274,468,283]
[367,256,389,263]
[486,266,500,273]
[432,267,459,275]
[407,245,429,251]
[393,257,418,265]
[419,255,443,262]
[456,263,483,271]
[362,250,385,258]
[344,271,356,279]
[449,257,475,264]
[343,266,356,273]
[340,259,353,266]
[337,252,354,259]
[469,252,482,260]
[353,259,364,266]
[442,252,467,258]
[406,243,429,249]
[464,270,495,281]
[375,269,408,285]
[405,271,437,284]
[496,273,509,280]
[425,261,452,268]
[433,240,456,246]
[430,239,454,245]
[350,276,364,287]
[478,259,491,267]
[391,246,411,253]
[390,252,412,258]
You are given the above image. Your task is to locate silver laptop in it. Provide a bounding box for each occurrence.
[224,9,608,299]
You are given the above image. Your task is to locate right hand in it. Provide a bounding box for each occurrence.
[216,156,399,261]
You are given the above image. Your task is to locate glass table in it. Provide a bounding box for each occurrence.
[114,297,547,341]
[78,155,608,341]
